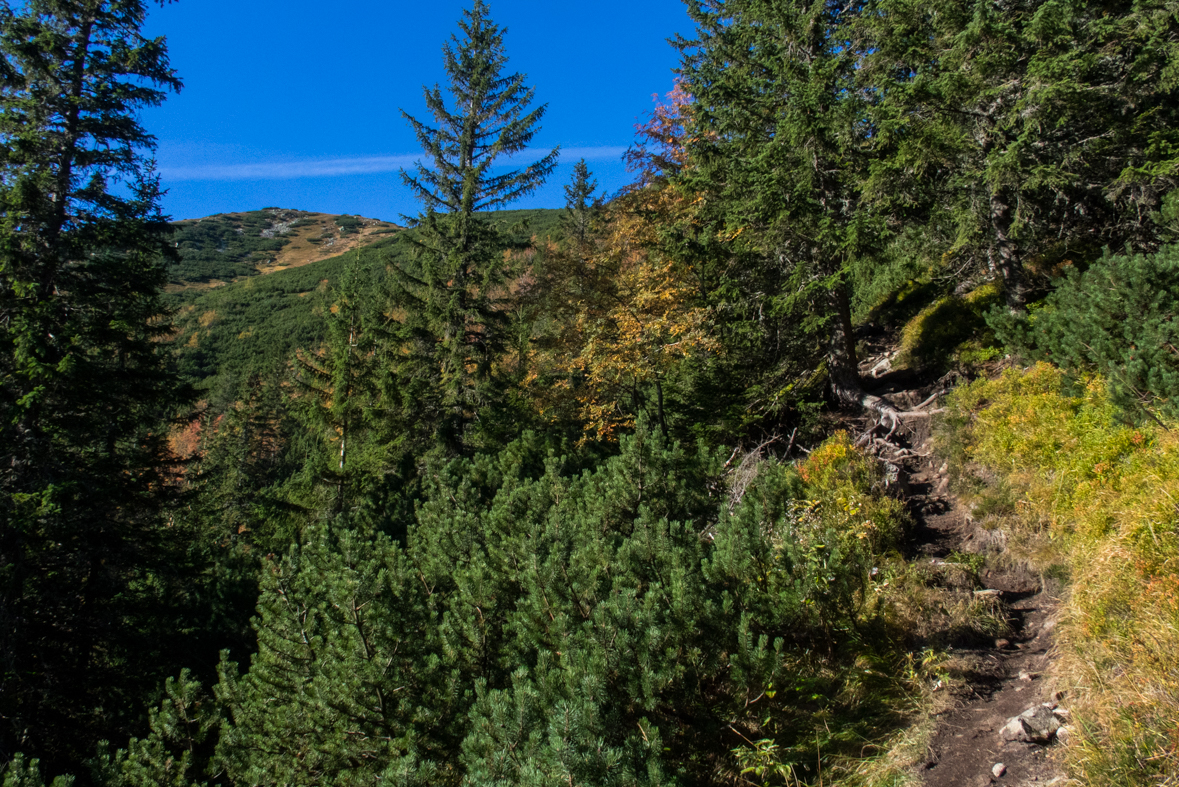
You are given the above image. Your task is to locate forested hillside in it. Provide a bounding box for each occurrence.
[165,208,562,404]
[2,0,1178,785]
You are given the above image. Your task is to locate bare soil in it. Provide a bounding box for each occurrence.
[855,348,1069,786]
[907,467,1066,787]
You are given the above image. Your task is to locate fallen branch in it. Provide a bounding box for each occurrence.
[912,389,948,411]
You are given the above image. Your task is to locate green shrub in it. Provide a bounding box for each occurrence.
[206,426,916,785]
[333,215,362,235]
[994,246,1179,421]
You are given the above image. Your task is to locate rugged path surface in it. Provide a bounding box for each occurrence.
[904,446,1070,787]
[852,353,1072,786]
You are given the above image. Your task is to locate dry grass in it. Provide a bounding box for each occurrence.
[254,213,399,274]
[940,363,1179,786]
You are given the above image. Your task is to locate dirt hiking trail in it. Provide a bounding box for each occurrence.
[858,364,1074,787]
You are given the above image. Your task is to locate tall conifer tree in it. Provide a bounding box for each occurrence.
[861,0,1179,313]
[677,0,882,413]
[392,0,557,452]
[290,253,401,524]
[0,0,188,769]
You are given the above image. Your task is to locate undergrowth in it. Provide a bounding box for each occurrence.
[735,434,1014,786]
[939,362,1179,786]
[894,282,1003,374]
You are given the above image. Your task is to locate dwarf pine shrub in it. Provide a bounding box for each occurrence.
[995,246,1179,422]
[204,425,912,785]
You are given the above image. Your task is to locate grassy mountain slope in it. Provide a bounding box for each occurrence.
[166,208,401,288]
[166,208,563,403]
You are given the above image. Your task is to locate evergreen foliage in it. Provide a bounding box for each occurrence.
[1,755,73,787]
[90,670,215,787]
[214,520,442,786]
[996,246,1179,421]
[167,211,294,284]
[9,0,1179,780]
[288,253,404,523]
[560,158,600,245]
[0,0,195,768]
[862,0,1179,312]
[392,0,558,453]
[205,422,906,784]
[676,0,877,412]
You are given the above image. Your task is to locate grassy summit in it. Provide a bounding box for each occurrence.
[166,208,401,288]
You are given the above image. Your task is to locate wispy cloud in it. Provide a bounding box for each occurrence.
[159,155,418,182]
[159,146,628,182]
[557,146,628,162]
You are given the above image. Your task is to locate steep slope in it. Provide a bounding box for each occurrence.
[165,208,564,401]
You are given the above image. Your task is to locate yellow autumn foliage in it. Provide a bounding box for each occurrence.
[525,184,716,441]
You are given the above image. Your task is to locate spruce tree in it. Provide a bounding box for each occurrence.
[676,0,883,414]
[289,253,403,526]
[560,158,600,246]
[392,0,557,453]
[0,0,190,770]
[861,0,1179,312]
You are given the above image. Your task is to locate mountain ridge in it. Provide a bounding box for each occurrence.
[166,208,401,291]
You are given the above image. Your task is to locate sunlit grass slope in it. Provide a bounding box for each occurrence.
[941,363,1179,786]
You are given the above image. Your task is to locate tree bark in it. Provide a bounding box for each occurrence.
[826,283,921,428]
[827,282,864,409]
[989,187,1031,315]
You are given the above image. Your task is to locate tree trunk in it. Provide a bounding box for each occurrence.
[827,284,907,424]
[989,187,1031,315]
[827,283,863,408]
[654,376,668,439]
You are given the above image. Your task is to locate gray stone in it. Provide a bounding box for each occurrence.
[992,762,1007,778]
[999,705,1061,744]
[1000,717,1028,742]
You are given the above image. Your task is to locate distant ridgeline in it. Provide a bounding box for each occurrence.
[166,208,402,285]
[164,208,562,405]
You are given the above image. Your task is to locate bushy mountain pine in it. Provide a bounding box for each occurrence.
[90,670,215,787]
[214,519,443,786]
[996,246,1179,422]
[0,755,72,787]
[207,418,903,783]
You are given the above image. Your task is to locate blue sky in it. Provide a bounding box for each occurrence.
[142,0,694,221]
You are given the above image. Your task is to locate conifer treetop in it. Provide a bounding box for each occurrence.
[400,0,557,216]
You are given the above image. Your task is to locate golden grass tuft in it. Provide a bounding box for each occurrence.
[940,362,1179,785]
